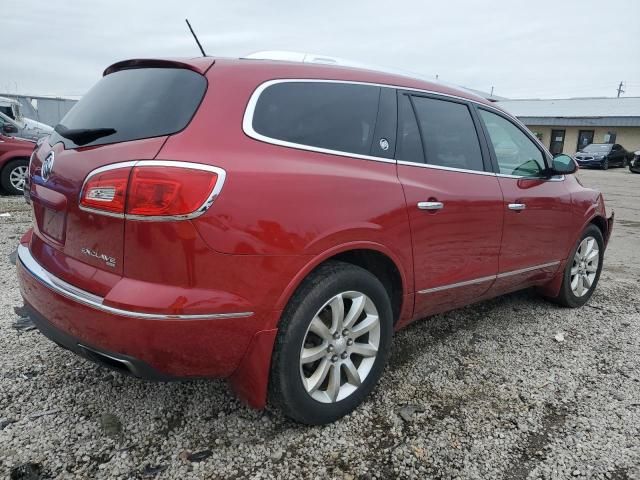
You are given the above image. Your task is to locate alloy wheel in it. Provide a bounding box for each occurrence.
[299,291,380,403]
[9,165,28,192]
[570,236,599,297]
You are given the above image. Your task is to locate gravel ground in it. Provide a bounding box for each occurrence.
[1,167,639,479]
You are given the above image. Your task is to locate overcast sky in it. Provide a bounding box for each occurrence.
[3,0,639,99]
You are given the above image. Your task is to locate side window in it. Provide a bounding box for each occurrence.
[479,109,546,177]
[252,82,380,156]
[395,93,424,163]
[411,96,484,172]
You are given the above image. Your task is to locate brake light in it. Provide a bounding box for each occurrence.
[127,167,218,216]
[79,161,225,219]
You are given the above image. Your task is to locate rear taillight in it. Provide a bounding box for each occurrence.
[81,167,130,214]
[127,166,218,216]
[79,161,225,220]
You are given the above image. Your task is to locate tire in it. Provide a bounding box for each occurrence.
[602,159,609,170]
[269,261,393,424]
[552,225,604,308]
[622,157,629,168]
[1,158,29,195]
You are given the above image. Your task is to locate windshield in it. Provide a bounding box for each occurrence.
[50,67,206,148]
[582,144,612,153]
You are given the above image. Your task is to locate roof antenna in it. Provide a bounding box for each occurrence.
[185,18,207,57]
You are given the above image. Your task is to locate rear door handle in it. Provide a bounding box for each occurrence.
[417,201,444,211]
[508,203,526,211]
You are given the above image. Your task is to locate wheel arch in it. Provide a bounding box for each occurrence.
[273,242,411,328]
[0,154,30,170]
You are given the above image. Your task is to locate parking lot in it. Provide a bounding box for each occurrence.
[0,167,638,479]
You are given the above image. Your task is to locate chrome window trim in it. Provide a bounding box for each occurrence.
[397,160,497,177]
[242,79,396,165]
[17,245,253,320]
[496,173,565,182]
[242,78,562,179]
[418,261,560,295]
[78,160,227,221]
[397,161,565,181]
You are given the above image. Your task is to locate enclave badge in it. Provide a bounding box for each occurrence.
[81,247,116,268]
[42,151,55,182]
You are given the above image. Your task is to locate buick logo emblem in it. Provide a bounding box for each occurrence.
[42,151,55,182]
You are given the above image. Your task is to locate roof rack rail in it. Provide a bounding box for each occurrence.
[242,50,488,101]
[242,50,378,69]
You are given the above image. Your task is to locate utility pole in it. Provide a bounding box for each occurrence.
[617,81,625,98]
[490,86,494,96]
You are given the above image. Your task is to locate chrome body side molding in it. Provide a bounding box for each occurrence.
[417,261,561,295]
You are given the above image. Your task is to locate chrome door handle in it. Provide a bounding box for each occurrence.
[508,203,526,211]
[417,201,444,211]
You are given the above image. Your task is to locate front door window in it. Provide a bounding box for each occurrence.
[478,109,546,177]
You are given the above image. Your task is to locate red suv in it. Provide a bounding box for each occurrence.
[1,133,34,195]
[17,56,613,424]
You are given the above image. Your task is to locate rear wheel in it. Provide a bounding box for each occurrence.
[1,159,28,195]
[269,261,393,424]
[552,225,604,308]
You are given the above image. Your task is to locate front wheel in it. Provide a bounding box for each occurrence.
[269,261,393,424]
[602,159,609,170]
[552,225,604,308]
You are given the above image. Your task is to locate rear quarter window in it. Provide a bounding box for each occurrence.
[50,68,207,148]
[250,81,381,156]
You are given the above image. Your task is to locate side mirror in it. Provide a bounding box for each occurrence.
[2,124,18,134]
[550,154,577,175]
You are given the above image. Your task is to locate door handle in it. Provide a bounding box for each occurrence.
[508,203,526,211]
[417,201,444,211]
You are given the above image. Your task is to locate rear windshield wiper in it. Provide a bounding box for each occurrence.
[54,125,116,146]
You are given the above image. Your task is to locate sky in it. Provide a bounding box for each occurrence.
[2,0,639,100]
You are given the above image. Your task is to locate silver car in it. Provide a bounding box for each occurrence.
[0,111,52,141]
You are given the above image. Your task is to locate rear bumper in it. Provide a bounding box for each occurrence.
[25,303,172,380]
[17,244,268,379]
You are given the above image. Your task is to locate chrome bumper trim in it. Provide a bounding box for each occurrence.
[17,245,253,320]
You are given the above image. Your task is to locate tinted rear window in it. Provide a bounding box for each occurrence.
[252,82,381,156]
[50,68,206,148]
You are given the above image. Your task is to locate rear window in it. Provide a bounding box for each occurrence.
[251,82,381,156]
[583,144,612,152]
[50,67,206,148]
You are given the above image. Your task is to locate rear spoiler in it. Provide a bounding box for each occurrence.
[104,58,215,76]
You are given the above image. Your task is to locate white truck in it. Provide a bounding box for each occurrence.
[0,96,53,141]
